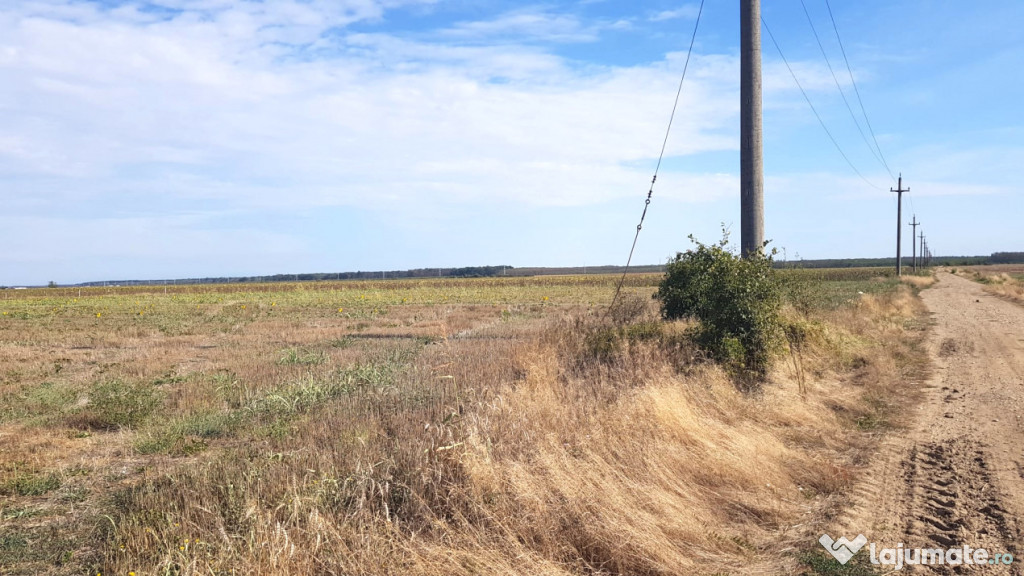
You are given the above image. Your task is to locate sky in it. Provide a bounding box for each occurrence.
[1,0,1022,285]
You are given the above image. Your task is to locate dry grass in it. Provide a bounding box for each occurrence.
[899,274,936,289]
[949,265,1024,305]
[0,274,928,575]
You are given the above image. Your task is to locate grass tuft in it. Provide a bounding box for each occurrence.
[71,380,160,430]
[277,347,328,366]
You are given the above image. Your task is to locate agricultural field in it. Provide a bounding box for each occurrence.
[0,270,930,575]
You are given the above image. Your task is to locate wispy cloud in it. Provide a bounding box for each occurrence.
[650,5,700,22]
[3,0,966,284]
[441,9,598,43]
[0,2,751,220]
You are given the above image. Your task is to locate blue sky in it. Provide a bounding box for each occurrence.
[1,0,1021,285]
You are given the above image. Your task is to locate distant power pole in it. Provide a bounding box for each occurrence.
[891,174,909,276]
[919,231,925,269]
[740,0,764,257]
[909,215,920,271]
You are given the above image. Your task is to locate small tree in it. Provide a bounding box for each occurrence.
[47,281,57,288]
[655,232,782,386]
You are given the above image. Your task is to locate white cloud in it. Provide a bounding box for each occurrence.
[0,1,751,218]
[0,0,930,283]
[650,6,700,22]
[441,9,597,43]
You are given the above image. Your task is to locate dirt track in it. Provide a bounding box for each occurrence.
[840,272,1024,573]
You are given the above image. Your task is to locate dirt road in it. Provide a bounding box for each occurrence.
[839,272,1024,573]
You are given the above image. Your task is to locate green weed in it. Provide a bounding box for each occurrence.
[278,348,328,366]
[0,472,61,497]
[799,549,880,575]
[76,380,160,429]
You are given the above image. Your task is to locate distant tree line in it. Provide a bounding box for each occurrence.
[990,252,1024,264]
[774,252,1024,269]
[52,252,1024,289]
[73,266,513,287]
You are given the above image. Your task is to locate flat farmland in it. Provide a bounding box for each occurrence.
[0,271,928,575]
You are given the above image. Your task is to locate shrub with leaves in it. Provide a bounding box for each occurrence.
[655,233,782,385]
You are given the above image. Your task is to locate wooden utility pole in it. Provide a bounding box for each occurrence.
[891,174,909,276]
[909,215,920,271]
[740,0,764,257]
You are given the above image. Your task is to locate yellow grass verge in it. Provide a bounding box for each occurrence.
[980,273,1024,302]
[899,274,936,289]
[951,267,1024,306]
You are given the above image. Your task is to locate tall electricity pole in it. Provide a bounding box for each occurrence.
[909,215,920,271]
[740,0,764,257]
[891,175,909,276]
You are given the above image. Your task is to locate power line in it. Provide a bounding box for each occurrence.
[799,0,886,172]
[608,0,706,311]
[823,0,896,183]
[761,15,885,192]
[820,0,922,231]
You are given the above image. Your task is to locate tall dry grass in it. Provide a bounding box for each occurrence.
[948,266,1024,305]
[90,286,927,575]
[899,274,936,289]
[0,278,928,575]
[976,273,1024,304]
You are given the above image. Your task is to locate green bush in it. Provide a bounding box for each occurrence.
[655,233,782,385]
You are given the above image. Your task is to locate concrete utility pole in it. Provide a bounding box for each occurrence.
[909,215,920,271]
[740,0,764,257]
[891,174,909,276]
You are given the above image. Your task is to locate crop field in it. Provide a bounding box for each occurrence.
[0,269,929,575]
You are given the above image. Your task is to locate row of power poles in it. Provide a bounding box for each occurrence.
[739,0,927,272]
[893,176,931,274]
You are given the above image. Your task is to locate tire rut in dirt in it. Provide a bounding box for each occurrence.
[900,437,1020,574]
